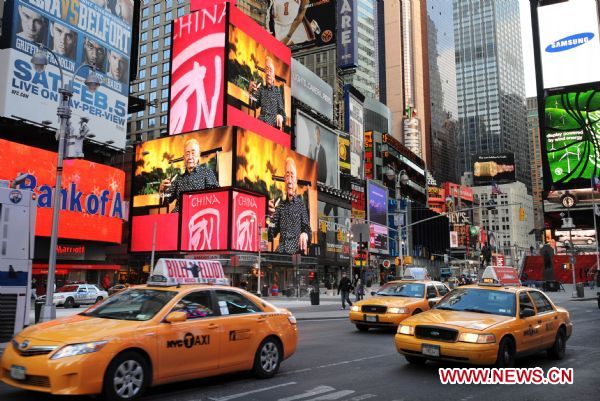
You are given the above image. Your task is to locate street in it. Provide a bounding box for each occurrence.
[1,293,599,401]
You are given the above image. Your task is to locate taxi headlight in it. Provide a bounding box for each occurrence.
[388,307,409,314]
[397,325,415,335]
[51,341,108,359]
[350,306,361,312]
[458,333,496,344]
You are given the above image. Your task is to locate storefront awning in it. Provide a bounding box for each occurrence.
[32,264,121,275]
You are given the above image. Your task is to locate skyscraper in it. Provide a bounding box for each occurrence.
[427,0,459,184]
[527,96,544,234]
[453,0,530,189]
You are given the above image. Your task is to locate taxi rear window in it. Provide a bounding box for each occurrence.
[377,283,425,298]
[435,288,516,317]
[82,289,177,321]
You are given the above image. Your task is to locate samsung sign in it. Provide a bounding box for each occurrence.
[539,0,600,89]
[337,0,358,69]
[291,59,334,121]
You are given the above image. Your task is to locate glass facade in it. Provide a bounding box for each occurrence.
[354,0,378,99]
[453,0,530,189]
[427,0,459,184]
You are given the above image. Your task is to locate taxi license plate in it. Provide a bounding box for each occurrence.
[365,315,377,323]
[422,344,440,357]
[10,365,26,381]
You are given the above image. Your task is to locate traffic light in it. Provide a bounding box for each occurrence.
[519,207,525,221]
[308,271,316,279]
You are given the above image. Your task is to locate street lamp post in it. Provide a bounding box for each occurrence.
[385,167,409,278]
[31,44,101,322]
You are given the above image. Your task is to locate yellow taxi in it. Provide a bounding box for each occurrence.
[395,266,573,367]
[1,259,298,401]
[349,280,450,331]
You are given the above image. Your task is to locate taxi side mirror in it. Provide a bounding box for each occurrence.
[165,311,187,323]
[519,308,535,318]
[371,291,377,296]
[428,298,440,308]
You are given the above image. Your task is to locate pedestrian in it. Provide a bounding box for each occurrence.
[337,272,353,310]
[355,278,364,301]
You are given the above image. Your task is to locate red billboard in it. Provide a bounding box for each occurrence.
[231,190,266,252]
[180,190,230,252]
[169,5,227,135]
[0,139,124,243]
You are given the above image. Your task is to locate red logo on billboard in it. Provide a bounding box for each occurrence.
[231,191,265,252]
[169,5,227,135]
[180,191,229,251]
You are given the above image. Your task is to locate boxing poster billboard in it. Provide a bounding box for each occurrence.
[168,4,227,135]
[268,0,336,51]
[0,0,134,149]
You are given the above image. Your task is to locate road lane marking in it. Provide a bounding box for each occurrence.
[277,386,335,401]
[345,395,377,401]
[208,382,297,401]
[281,354,389,377]
[305,390,355,400]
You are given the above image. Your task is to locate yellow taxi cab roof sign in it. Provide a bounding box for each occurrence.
[479,266,520,287]
[148,258,229,286]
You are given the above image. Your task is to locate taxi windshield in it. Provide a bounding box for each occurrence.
[435,288,516,317]
[376,282,425,298]
[81,289,177,321]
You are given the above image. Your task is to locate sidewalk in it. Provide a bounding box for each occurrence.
[25,284,597,325]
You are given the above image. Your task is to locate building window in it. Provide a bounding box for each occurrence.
[151,65,158,76]
[141,20,149,29]
[151,53,159,63]
[163,49,171,59]
[150,79,158,89]
[153,15,160,25]
[154,3,161,13]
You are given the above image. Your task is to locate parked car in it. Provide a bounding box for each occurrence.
[558,235,595,245]
[38,284,108,308]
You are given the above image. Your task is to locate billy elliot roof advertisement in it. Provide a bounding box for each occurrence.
[538,0,600,89]
[168,4,227,135]
[268,0,336,52]
[0,0,134,149]
[541,88,600,192]
[295,110,339,188]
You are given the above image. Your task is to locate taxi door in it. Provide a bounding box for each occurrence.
[214,290,265,369]
[74,286,89,304]
[515,291,544,351]
[156,290,221,379]
[529,291,558,347]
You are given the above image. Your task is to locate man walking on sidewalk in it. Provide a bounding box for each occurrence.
[338,272,353,310]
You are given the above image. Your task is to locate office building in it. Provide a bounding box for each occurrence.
[453,0,531,189]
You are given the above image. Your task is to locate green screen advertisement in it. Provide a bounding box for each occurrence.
[543,88,600,190]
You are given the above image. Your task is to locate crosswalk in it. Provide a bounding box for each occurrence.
[207,383,378,401]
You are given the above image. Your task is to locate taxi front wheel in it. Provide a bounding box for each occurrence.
[103,351,150,401]
[253,337,282,379]
[495,338,515,368]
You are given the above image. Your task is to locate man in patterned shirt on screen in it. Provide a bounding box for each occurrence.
[159,138,219,212]
[248,56,286,130]
[268,157,311,254]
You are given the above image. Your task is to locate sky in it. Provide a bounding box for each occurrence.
[519,0,537,98]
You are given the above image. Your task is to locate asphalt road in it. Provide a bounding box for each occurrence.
[1,298,599,401]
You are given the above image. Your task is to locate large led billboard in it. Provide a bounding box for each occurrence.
[295,110,339,188]
[0,139,125,243]
[168,5,227,135]
[318,201,351,261]
[538,0,600,89]
[269,0,336,51]
[227,7,292,139]
[132,127,234,208]
[235,128,317,255]
[473,153,516,186]
[367,180,388,227]
[0,0,134,149]
[542,89,600,191]
[369,224,389,254]
[338,130,351,175]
